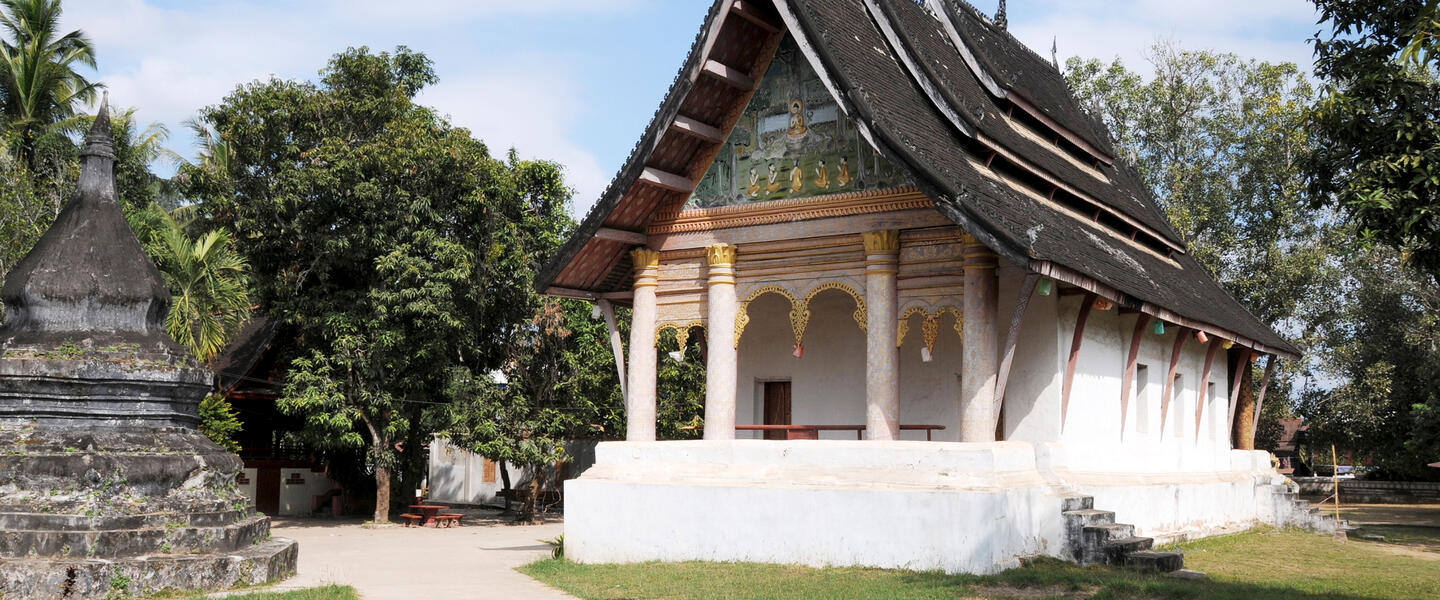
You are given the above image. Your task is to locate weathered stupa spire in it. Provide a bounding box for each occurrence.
[0,92,180,357]
[0,99,296,598]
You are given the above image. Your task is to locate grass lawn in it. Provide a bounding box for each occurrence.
[521,528,1440,600]
[144,585,358,600]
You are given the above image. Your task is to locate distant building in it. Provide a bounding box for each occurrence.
[213,317,341,516]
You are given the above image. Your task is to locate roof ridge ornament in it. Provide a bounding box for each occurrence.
[994,0,1006,30]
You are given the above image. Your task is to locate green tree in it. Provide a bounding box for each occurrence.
[1066,44,1342,441]
[0,0,98,165]
[180,47,573,523]
[198,393,244,453]
[1299,250,1440,478]
[1306,0,1440,276]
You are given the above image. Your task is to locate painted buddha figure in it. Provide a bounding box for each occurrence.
[787,99,808,139]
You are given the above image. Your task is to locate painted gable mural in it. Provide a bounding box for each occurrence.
[686,35,907,209]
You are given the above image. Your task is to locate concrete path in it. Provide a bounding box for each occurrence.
[245,513,574,600]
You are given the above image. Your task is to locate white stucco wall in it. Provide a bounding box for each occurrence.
[565,440,1288,573]
[278,468,333,516]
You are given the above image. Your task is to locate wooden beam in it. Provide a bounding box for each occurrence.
[1227,347,1254,436]
[1159,326,1192,437]
[1058,287,1089,296]
[701,59,756,91]
[599,290,634,301]
[1119,313,1153,439]
[594,227,647,245]
[597,299,628,404]
[545,286,597,300]
[729,0,781,34]
[669,115,726,145]
[993,273,1040,423]
[1060,291,1097,433]
[1250,355,1278,448]
[638,167,695,193]
[1195,341,1220,439]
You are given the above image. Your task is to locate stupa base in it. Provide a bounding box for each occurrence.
[0,537,297,599]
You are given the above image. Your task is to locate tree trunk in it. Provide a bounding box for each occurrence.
[1233,359,1256,450]
[498,462,513,514]
[520,466,542,523]
[362,414,392,524]
[374,461,392,524]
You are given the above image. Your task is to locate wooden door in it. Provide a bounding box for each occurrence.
[255,468,281,515]
[762,381,792,440]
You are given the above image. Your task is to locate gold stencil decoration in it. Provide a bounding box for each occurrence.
[655,321,705,347]
[921,316,940,356]
[734,285,801,348]
[705,243,738,267]
[896,306,928,347]
[801,281,867,335]
[897,305,964,348]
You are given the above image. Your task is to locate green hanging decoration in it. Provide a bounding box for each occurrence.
[1153,320,1166,335]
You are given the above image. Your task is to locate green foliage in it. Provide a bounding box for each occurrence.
[198,394,244,453]
[1306,0,1440,276]
[180,46,576,521]
[127,203,252,363]
[1299,250,1440,478]
[0,0,99,166]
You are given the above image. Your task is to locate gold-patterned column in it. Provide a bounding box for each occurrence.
[863,230,901,440]
[627,248,660,442]
[961,235,999,442]
[703,244,739,440]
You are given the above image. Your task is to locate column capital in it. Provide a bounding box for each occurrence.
[962,236,997,270]
[862,230,901,255]
[630,247,660,269]
[631,248,660,288]
[705,243,738,268]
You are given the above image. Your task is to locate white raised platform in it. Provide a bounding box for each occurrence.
[564,440,1286,574]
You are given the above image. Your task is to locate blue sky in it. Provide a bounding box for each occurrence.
[66,0,1321,216]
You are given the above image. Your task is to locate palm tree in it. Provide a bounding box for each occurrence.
[143,206,252,364]
[0,0,99,165]
[184,118,232,176]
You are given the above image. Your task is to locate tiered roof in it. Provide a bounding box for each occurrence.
[536,0,1298,358]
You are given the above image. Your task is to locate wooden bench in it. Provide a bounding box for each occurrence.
[434,513,463,528]
[399,513,422,527]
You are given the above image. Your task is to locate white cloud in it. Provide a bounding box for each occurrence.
[61,0,629,212]
[1007,0,1319,75]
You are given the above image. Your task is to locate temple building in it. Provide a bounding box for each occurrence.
[536,0,1329,573]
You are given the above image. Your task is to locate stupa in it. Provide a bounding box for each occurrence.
[0,97,297,599]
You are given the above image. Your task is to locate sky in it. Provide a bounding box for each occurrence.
[66,0,1323,216]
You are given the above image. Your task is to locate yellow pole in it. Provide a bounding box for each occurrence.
[1333,444,1343,540]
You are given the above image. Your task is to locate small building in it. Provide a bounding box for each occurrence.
[212,317,341,516]
[537,0,1319,573]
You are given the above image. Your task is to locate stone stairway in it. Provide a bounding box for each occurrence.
[1062,496,1186,573]
[1259,480,1343,534]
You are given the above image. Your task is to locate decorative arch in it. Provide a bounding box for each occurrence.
[896,306,964,356]
[800,281,867,335]
[734,285,802,348]
[655,320,706,348]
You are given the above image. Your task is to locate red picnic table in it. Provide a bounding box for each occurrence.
[406,504,449,527]
[736,424,946,441]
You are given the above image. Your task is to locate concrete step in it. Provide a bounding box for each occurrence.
[0,514,270,558]
[1061,496,1094,512]
[1062,509,1115,527]
[1103,536,1154,565]
[1083,523,1136,544]
[1125,550,1185,572]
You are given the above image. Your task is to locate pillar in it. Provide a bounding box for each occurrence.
[627,248,660,441]
[703,244,739,440]
[961,235,999,442]
[863,230,901,440]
